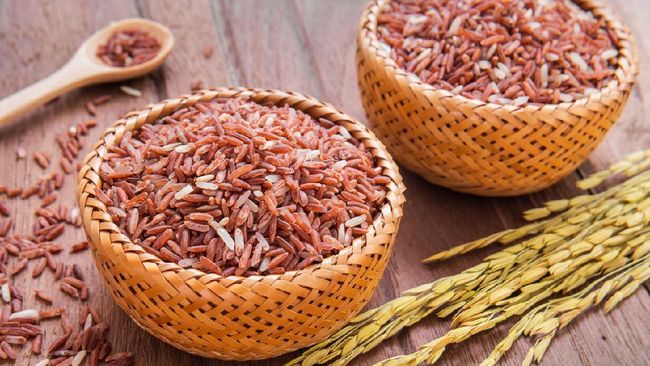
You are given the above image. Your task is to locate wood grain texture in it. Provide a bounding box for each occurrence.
[0,0,648,365]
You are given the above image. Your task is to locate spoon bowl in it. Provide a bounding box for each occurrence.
[77,18,174,82]
[0,18,174,129]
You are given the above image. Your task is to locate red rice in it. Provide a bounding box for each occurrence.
[376,0,619,105]
[96,30,160,67]
[98,97,389,276]
[0,103,127,364]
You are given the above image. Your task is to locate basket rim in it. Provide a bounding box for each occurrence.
[358,0,639,113]
[77,87,405,284]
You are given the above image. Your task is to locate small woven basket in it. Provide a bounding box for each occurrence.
[76,87,406,360]
[356,0,638,196]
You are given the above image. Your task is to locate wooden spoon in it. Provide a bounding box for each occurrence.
[0,18,174,128]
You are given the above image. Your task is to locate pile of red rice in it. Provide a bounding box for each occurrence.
[98,97,389,276]
[376,0,620,105]
[97,30,160,67]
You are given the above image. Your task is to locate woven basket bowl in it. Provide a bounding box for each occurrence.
[356,0,638,196]
[76,87,406,360]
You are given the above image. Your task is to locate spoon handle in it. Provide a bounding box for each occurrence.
[0,61,88,129]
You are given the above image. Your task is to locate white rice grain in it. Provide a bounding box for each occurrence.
[174,144,194,153]
[120,85,142,98]
[1,284,10,303]
[601,49,618,61]
[234,228,244,255]
[10,309,39,321]
[196,181,218,190]
[569,52,590,71]
[255,232,270,250]
[345,215,366,228]
[83,313,93,330]
[259,256,271,272]
[448,16,463,34]
[217,227,235,250]
[174,185,194,200]
[512,96,529,106]
[179,258,198,268]
[265,174,281,183]
[478,60,491,70]
[195,175,215,182]
[72,350,87,366]
[559,93,574,102]
[333,160,347,171]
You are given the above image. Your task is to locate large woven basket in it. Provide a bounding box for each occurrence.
[76,87,406,360]
[357,0,638,196]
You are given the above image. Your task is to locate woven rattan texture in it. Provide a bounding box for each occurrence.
[356,0,638,196]
[76,88,406,360]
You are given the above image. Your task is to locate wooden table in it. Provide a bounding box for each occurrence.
[1,1,648,365]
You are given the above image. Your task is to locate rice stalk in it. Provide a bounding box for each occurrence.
[424,165,650,262]
[373,253,645,366]
[576,149,650,190]
[450,203,650,327]
[481,254,649,366]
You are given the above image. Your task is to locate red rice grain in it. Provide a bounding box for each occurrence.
[33,152,50,169]
[39,307,65,319]
[104,352,133,363]
[0,201,9,217]
[60,283,80,299]
[41,192,58,207]
[6,188,22,197]
[32,334,42,354]
[61,157,74,174]
[10,258,28,276]
[93,95,112,106]
[85,101,98,116]
[1,341,16,359]
[190,79,203,91]
[31,258,47,278]
[0,219,12,237]
[203,44,213,59]
[34,290,53,304]
[70,241,89,253]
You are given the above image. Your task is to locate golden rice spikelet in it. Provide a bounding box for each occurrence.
[524,207,552,221]
[577,149,650,190]
[604,263,650,312]
[530,331,556,365]
[632,240,650,259]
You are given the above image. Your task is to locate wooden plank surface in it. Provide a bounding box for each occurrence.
[0,0,648,365]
